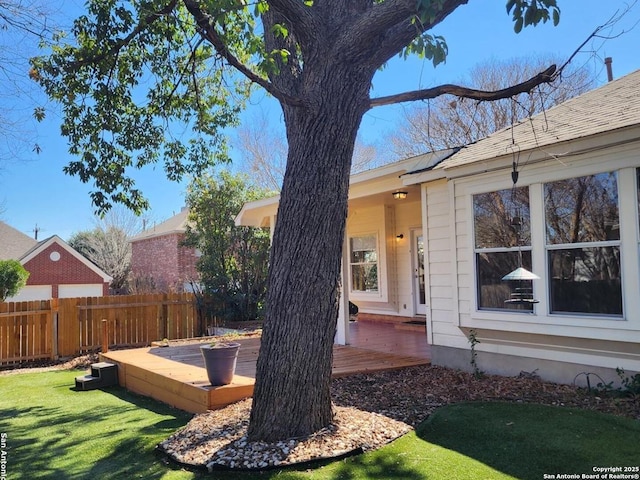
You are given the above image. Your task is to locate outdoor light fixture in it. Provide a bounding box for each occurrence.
[396,234,404,240]
[392,191,408,200]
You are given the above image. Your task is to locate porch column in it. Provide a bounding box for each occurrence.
[335,234,350,345]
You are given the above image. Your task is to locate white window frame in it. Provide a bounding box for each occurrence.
[461,159,640,342]
[348,233,380,295]
[472,186,535,313]
[543,172,623,318]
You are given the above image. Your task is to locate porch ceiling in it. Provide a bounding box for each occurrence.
[347,184,422,209]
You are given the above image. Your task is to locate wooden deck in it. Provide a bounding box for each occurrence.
[100,320,430,414]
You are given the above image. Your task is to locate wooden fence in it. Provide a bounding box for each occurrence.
[0,293,200,365]
[0,300,52,364]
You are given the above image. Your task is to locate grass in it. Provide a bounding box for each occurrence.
[0,370,638,479]
[416,402,640,480]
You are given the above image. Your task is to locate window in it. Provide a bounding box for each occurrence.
[473,186,533,311]
[544,172,622,315]
[350,235,378,292]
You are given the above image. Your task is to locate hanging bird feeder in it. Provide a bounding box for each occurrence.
[502,267,540,305]
[502,158,539,306]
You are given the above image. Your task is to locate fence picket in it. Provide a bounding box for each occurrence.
[0,293,198,365]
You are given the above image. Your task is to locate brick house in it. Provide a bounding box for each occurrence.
[0,221,112,301]
[130,208,200,292]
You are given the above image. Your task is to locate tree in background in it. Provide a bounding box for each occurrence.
[0,259,29,301]
[390,56,594,158]
[33,0,564,441]
[183,171,271,323]
[69,207,145,293]
[237,112,384,191]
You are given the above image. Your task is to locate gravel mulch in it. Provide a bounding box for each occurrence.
[158,364,640,471]
[159,399,412,471]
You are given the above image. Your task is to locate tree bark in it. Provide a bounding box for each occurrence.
[247,60,372,441]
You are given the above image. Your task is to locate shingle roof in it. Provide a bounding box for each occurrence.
[436,68,640,170]
[0,221,38,260]
[131,207,191,241]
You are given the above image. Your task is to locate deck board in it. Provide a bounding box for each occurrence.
[101,321,430,413]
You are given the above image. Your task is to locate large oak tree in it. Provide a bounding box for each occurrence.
[32,0,561,441]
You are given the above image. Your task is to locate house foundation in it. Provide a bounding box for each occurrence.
[430,345,638,389]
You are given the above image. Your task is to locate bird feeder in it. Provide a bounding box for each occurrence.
[502,266,540,305]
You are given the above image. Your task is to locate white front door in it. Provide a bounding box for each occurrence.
[412,229,427,315]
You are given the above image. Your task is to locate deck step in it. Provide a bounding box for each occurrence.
[75,362,118,391]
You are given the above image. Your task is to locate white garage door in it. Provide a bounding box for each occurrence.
[7,285,53,302]
[58,284,104,298]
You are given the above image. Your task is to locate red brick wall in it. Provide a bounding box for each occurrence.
[131,233,199,292]
[178,243,199,284]
[23,242,109,296]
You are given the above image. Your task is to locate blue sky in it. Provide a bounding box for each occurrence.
[1,0,639,240]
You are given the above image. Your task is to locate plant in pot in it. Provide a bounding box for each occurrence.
[200,341,240,386]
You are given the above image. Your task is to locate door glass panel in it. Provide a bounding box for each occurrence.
[416,234,425,306]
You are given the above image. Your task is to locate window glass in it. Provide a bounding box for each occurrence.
[545,172,619,244]
[350,235,378,292]
[548,247,622,314]
[474,187,530,248]
[545,172,622,316]
[477,250,533,311]
[473,186,533,311]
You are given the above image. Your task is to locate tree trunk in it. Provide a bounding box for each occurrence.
[247,62,371,441]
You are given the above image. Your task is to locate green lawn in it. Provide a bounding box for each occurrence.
[0,370,638,479]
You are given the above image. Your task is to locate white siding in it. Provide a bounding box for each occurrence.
[58,284,104,298]
[424,179,459,346]
[7,285,52,301]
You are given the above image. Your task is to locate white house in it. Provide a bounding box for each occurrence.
[237,69,640,385]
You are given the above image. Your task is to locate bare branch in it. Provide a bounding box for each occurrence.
[388,57,593,158]
[370,65,557,108]
[559,2,638,74]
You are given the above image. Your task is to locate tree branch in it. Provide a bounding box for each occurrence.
[336,0,467,66]
[369,65,557,108]
[267,0,318,47]
[182,0,306,108]
[71,0,179,69]
[262,8,303,98]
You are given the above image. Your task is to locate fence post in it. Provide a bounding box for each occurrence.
[102,319,109,353]
[51,298,59,360]
[161,294,169,340]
